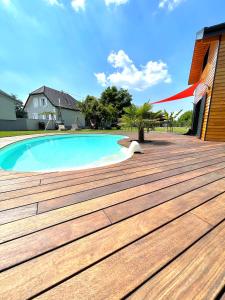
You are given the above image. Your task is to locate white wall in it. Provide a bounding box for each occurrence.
[25,94,57,120]
[61,109,85,127]
[0,94,17,120]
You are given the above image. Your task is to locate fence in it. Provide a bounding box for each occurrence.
[0,119,55,131]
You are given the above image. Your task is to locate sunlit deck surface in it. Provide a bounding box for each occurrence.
[0,132,225,300]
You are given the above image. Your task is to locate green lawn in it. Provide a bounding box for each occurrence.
[0,127,189,138]
[0,129,123,138]
[154,127,189,134]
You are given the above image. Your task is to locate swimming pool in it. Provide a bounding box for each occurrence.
[0,134,131,172]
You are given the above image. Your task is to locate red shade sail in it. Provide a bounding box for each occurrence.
[151,82,199,105]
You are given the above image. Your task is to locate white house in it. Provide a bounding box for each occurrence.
[24,86,85,128]
[0,90,22,121]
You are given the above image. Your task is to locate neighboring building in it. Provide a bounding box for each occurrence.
[189,22,225,141]
[0,90,22,121]
[24,86,85,128]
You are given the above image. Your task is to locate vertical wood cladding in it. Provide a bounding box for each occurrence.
[192,40,220,140]
[205,35,225,141]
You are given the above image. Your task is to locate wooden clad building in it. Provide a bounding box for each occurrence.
[189,22,225,141]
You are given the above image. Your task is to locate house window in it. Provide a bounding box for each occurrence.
[33,98,38,108]
[32,113,38,120]
[41,98,47,106]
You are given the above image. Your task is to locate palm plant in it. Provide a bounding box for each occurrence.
[121,103,156,142]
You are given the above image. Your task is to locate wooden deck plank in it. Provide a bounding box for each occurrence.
[1,162,224,244]
[1,187,224,299]
[104,177,225,223]
[0,211,110,271]
[1,179,225,272]
[191,193,225,225]
[0,133,224,300]
[2,155,225,212]
[37,159,225,213]
[0,212,211,300]
[0,204,37,226]
[128,221,225,300]
[2,152,225,201]
[31,214,211,300]
[0,141,223,183]
[0,155,198,198]
[0,179,41,193]
[0,143,224,187]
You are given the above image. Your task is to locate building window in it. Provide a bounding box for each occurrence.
[32,113,38,120]
[41,98,47,106]
[33,98,38,108]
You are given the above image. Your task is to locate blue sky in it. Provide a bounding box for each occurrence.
[0,0,225,112]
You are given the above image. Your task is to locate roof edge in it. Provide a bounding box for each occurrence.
[196,22,225,41]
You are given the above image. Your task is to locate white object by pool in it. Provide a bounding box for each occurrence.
[0,134,134,172]
[128,141,143,155]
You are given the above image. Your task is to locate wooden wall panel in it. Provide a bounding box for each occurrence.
[188,40,210,84]
[205,35,225,142]
[192,40,220,140]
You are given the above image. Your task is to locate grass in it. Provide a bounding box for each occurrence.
[0,129,123,138]
[0,127,189,138]
[154,127,189,134]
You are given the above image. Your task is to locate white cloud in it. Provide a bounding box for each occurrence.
[44,0,63,7]
[0,0,11,6]
[95,50,171,91]
[159,0,185,11]
[71,0,85,12]
[95,73,107,87]
[105,0,129,6]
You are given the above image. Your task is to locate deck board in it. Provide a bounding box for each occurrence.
[33,214,212,300]
[128,221,225,300]
[0,132,224,299]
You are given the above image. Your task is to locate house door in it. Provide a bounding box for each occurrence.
[192,95,207,137]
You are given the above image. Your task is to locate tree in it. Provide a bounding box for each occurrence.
[10,94,27,118]
[100,86,132,118]
[79,95,116,129]
[121,103,157,142]
[177,110,193,127]
[147,110,165,131]
[15,103,27,118]
[163,109,183,132]
[79,96,100,129]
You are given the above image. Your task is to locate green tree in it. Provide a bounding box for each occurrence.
[79,96,100,129]
[100,86,132,118]
[10,94,27,118]
[79,95,117,129]
[15,103,27,118]
[177,110,193,127]
[121,103,157,142]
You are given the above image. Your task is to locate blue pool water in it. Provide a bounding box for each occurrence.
[0,134,131,172]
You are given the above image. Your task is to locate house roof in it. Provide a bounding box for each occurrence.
[29,86,81,111]
[188,22,225,85]
[0,89,23,105]
[196,22,225,40]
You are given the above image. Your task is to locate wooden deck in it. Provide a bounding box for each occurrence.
[0,132,225,299]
